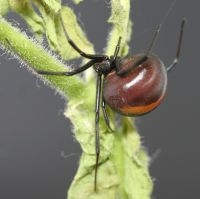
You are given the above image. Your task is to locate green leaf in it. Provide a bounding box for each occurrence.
[111,118,153,198]
[40,0,61,13]
[9,0,44,37]
[106,0,132,56]
[32,1,94,59]
[0,0,9,16]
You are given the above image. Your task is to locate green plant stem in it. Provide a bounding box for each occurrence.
[0,18,84,98]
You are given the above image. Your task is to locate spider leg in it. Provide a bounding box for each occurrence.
[94,74,102,192]
[60,13,108,61]
[167,19,186,72]
[116,24,161,76]
[113,37,122,61]
[37,59,97,76]
[4,38,99,77]
[102,97,113,131]
[116,56,148,76]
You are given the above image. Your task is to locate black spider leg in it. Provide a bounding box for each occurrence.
[116,24,162,76]
[101,77,113,131]
[37,13,109,75]
[116,56,148,76]
[102,98,113,131]
[37,59,97,76]
[112,37,122,73]
[94,74,102,192]
[167,19,186,72]
[60,13,108,60]
[99,37,122,131]
[113,37,122,61]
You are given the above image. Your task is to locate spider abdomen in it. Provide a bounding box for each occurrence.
[103,54,168,116]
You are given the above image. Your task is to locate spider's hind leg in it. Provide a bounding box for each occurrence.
[167,19,186,72]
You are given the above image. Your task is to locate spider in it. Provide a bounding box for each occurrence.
[37,15,185,191]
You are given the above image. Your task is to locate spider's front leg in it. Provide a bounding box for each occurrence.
[37,59,97,76]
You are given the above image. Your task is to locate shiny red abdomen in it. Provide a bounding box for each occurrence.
[103,54,168,116]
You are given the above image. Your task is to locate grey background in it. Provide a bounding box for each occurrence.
[0,0,198,199]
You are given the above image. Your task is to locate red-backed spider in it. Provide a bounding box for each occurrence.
[37,15,185,191]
